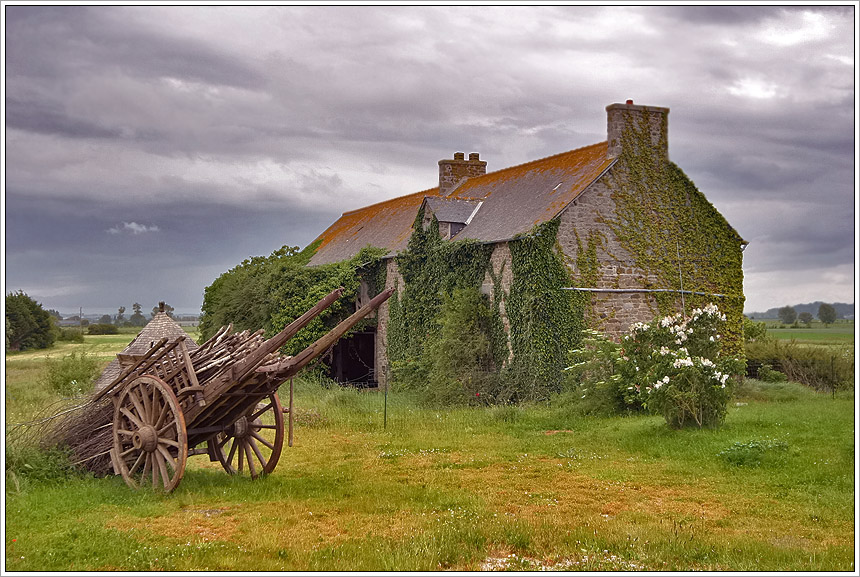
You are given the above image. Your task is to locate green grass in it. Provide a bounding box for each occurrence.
[4,340,855,572]
[754,320,854,346]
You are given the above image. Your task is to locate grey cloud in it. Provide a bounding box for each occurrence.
[6,97,124,139]
[4,5,854,315]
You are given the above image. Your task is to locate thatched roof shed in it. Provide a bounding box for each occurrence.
[93,303,198,390]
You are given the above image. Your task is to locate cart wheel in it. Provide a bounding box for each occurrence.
[112,375,187,492]
[213,392,284,479]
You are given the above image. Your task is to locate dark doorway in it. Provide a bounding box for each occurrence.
[328,329,377,388]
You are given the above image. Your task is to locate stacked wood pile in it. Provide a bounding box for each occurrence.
[29,287,393,478]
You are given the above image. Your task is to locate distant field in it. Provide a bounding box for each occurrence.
[757,321,854,347]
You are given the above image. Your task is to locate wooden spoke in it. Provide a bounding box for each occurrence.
[250,430,275,451]
[141,383,152,422]
[248,437,267,467]
[250,402,273,421]
[129,390,147,424]
[112,375,187,492]
[212,392,285,479]
[129,452,145,475]
[245,442,258,477]
[119,407,145,431]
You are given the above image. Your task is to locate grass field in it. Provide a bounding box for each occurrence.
[4,334,856,571]
[753,320,855,347]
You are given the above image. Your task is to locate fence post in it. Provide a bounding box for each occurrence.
[383,366,389,429]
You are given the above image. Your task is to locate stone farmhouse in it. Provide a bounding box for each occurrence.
[306,101,746,387]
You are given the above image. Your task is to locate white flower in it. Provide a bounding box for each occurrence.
[662,376,670,384]
[659,346,670,356]
[660,317,673,328]
[673,358,694,368]
[653,382,662,389]
[700,358,715,368]
[709,336,715,342]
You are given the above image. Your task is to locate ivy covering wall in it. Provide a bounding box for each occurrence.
[603,109,746,357]
[387,211,583,404]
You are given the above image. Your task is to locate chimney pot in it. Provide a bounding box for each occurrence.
[159,301,165,312]
[438,150,487,196]
[626,99,634,105]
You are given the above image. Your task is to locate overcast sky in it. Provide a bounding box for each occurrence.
[2,3,857,316]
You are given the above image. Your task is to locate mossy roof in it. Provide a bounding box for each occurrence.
[306,142,614,266]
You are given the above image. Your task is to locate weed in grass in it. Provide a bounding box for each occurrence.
[40,351,99,397]
[717,438,790,467]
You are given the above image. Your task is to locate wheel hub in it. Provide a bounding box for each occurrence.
[132,425,158,452]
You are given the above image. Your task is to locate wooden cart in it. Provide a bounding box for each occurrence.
[92,287,392,492]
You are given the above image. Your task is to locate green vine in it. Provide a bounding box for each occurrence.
[387,208,494,367]
[604,109,745,358]
[506,219,586,400]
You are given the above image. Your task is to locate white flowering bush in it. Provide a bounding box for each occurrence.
[618,304,743,428]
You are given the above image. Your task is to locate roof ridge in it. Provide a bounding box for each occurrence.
[471,141,606,183]
[335,142,605,217]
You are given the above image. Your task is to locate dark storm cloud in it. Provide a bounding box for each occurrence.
[3,4,855,314]
[5,6,265,89]
[5,97,124,139]
[657,6,783,25]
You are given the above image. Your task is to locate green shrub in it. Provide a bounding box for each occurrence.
[757,363,787,382]
[5,444,80,493]
[743,316,768,342]
[395,288,501,406]
[718,438,789,467]
[87,323,118,335]
[563,329,634,415]
[41,351,99,396]
[56,328,85,343]
[746,339,854,393]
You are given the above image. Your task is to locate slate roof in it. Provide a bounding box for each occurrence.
[448,143,613,243]
[423,197,481,224]
[93,312,198,389]
[307,142,614,266]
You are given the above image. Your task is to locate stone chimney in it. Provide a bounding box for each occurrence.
[606,100,669,160]
[438,152,487,196]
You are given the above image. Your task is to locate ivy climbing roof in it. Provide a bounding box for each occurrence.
[307,142,614,266]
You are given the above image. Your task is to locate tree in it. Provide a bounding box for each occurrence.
[798,312,814,326]
[98,314,112,324]
[777,305,797,325]
[151,302,175,318]
[116,306,126,324]
[818,303,837,327]
[5,291,56,351]
[129,302,147,327]
[46,309,62,319]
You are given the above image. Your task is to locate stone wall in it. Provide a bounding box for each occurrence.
[481,241,514,362]
[557,173,667,339]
